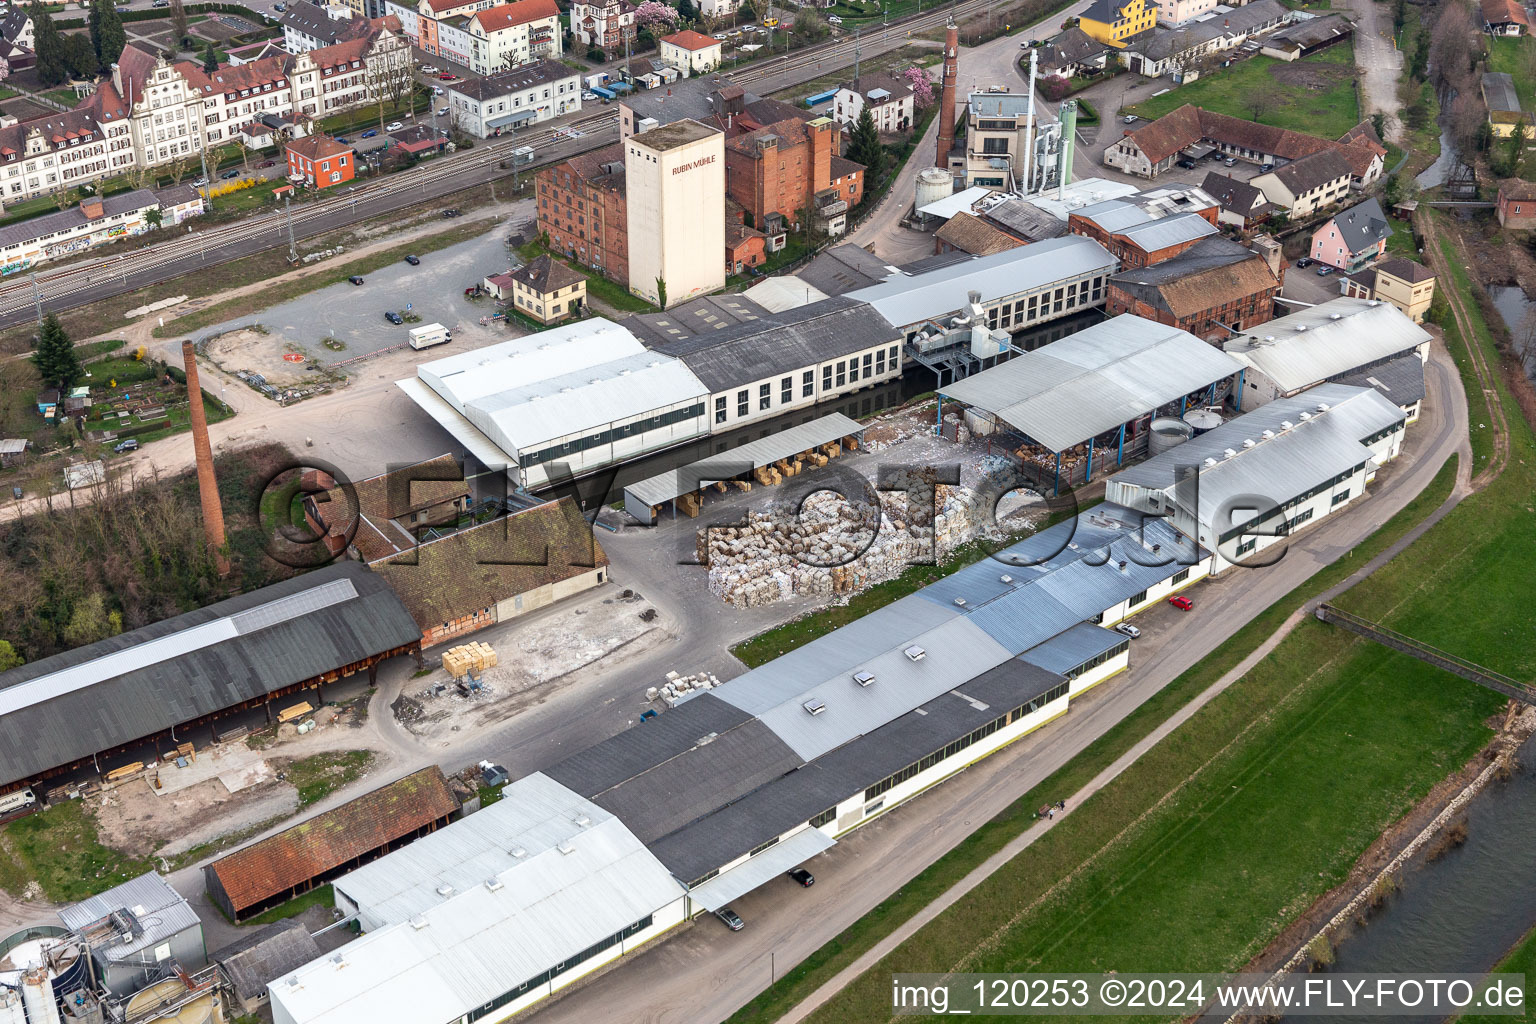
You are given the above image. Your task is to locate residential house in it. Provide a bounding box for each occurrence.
[1153,0,1219,27]
[1249,148,1352,216]
[1482,0,1530,35]
[1036,27,1110,78]
[1078,0,1157,48]
[701,0,742,15]
[658,30,722,78]
[384,0,506,61]
[0,9,33,51]
[832,73,915,133]
[726,219,767,274]
[1104,104,1384,187]
[1200,171,1273,229]
[1497,179,1536,228]
[1309,197,1392,271]
[1107,234,1280,340]
[571,0,636,58]
[444,59,580,137]
[457,0,562,76]
[287,134,354,188]
[1340,256,1435,323]
[153,183,207,225]
[280,1,377,52]
[508,253,587,323]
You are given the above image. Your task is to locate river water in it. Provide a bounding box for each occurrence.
[1280,733,1536,1022]
[1489,285,1536,387]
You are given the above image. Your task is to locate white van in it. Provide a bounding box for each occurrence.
[409,323,452,350]
[0,787,37,821]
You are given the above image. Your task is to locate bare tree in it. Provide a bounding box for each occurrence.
[1429,1,1477,97]
[1248,89,1275,124]
[364,49,414,132]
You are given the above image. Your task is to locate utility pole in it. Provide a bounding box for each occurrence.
[30,273,41,328]
[283,193,298,263]
[854,27,860,80]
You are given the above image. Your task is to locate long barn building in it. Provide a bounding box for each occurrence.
[0,562,421,795]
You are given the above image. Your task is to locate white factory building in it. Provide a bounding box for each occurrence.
[1223,297,1431,411]
[625,119,726,308]
[846,234,1117,338]
[1104,383,1406,572]
[397,319,710,490]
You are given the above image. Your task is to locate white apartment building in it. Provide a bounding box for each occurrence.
[571,0,636,58]
[832,73,915,133]
[0,89,136,209]
[625,119,724,308]
[443,59,579,138]
[456,0,561,75]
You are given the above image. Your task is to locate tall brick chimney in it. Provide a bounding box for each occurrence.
[181,340,230,576]
[935,22,960,169]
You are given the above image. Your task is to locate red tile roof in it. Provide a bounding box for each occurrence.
[206,767,459,916]
[662,29,721,51]
[288,134,351,161]
[1120,104,1383,177]
[469,0,559,31]
[1482,0,1530,28]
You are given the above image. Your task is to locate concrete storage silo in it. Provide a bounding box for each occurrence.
[916,167,954,211]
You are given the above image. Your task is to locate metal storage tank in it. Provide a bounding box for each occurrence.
[1149,416,1195,455]
[0,987,26,1024]
[125,978,215,1024]
[1183,409,1223,435]
[22,968,59,1024]
[915,167,954,210]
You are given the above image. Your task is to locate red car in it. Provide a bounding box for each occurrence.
[1168,595,1194,611]
[438,72,456,80]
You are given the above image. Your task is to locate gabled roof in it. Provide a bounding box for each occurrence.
[840,72,913,104]
[1372,256,1434,285]
[1109,236,1279,319]
[1224,296,1431,393]
[449,58,577,102]
[371,498,609,629]
[1501,178,1536,203]
[935,210,1025,256]
[114,44,162,110]
[1264,148,1352,196]
[1117,104,1382,176]
[287,134,351,161]
[1482,0,1530,27]
[1039,26,1109,69]
[1200,171,1272,216]
[1082,0,1141,23]
[0,8,30,44]
[280,1,374,44]
[1325,197,1393,253]
[211,922,323,1003]
[468,0,559,32]
[661,28,720,50]
[206,767,459,916]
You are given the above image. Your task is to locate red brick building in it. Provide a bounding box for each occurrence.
[1497,180,1536,229]
[535,143,630,287]
[1106,236,1280,341]
[286,135,354,189]
[724,116,863,235]
[1068,201,1219,269]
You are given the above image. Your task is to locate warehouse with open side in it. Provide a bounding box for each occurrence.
[0,561,422,794]
[621,413,866,523]
[936,315,1245,494]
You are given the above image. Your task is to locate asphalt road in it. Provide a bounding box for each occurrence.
[519,339,1469,1024]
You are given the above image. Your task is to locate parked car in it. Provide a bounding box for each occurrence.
[442,207,461,218]
[1316,265,1334,276]
[581,90,597,100]
[714,908,745,931]
[386,120,404,131]
[192,177,209,188]
[437,72,455,80]
[1168,595,1194,611]
[1123,114,1138,124]
[433,86,445,95]
[1259,162,1274,172]
[437,106,449,117]
[1223,156,1237,167]
[114,439,139,453]
[259,159,277,168]
[220,169,240,179]
[1295,257,1313,268]
[1177,158,1197,169]
[335,136,350,144]
[404,254,421,266]
[274,1,286,9]
[1114,622,1140,639]
[349,275,365,285]
[826,14,842,23]
[787,868,815,887]
[361,129,378,138]
[384,311,404,324]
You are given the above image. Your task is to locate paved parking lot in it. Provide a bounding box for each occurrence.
[197,223,521,365]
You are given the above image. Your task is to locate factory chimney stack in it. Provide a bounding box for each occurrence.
[182,340,230,576]
[935,22,959,170]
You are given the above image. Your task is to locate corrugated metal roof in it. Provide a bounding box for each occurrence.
[917,185,1004,221]
[0,562,419,788]
[1224,297,1430,395]
[939,315,1244,452]
[744,275,831,312]
[624,413,863,508]
[1117,212,1218,250]
[211,921,322,1003]
[276,775,686,1024]
[57,872,200,964]
[1017,622,1127,675]
[1332,352,1425,408]
[1484,72,1522,113]
[721,616,1015,762]
[846,236,1115,329]
[685,826,834,911]
[1105,384,1404,532]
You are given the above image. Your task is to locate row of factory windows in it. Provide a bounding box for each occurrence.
[469,914,655,1020]
[1217,462,1367,543]
[863,680,1073,802]
[711,345,897,423]
[986,275,1107,331]
[1060,638,1131,680]
[519,402,707,468]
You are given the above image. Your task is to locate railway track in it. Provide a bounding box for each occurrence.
[0,0,1008,328]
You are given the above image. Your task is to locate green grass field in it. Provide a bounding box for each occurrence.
[1126,45,1359,139]
[0,801,155,903]
[1488,36,1536,112]
[285,750,375,807]
[1458,923,1536,1024]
